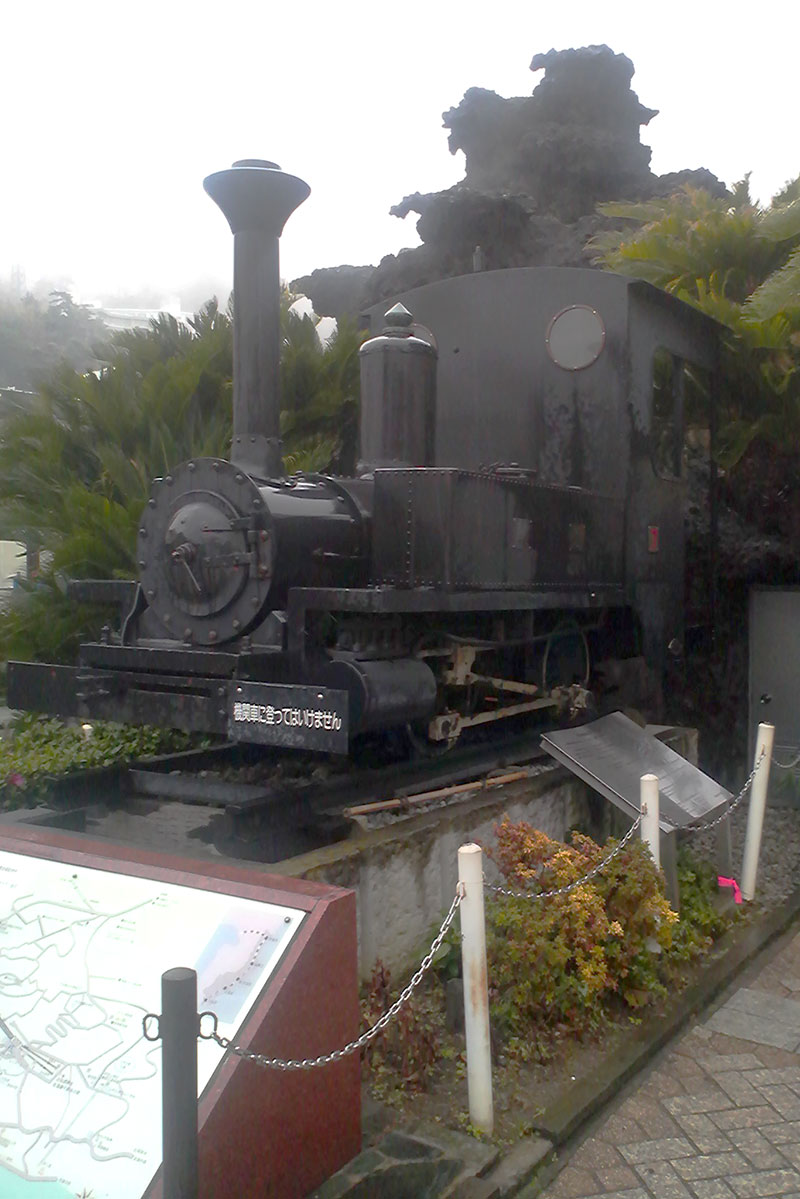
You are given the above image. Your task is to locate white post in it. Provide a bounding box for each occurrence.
[741,722,775,901]
[640,774,660,869]
[457,843,493,1134]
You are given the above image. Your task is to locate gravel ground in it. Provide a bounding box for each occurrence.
[690,785,800,910]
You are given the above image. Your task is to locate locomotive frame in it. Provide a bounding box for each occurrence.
[7,161,721,753]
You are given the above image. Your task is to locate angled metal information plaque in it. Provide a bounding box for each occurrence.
[541,712,732,830]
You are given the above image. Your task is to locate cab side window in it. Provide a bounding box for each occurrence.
[651,347,683,479]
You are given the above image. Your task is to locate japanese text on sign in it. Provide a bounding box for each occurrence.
[232,701,343,732]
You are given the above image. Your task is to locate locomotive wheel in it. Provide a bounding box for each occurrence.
[541,620,591,691]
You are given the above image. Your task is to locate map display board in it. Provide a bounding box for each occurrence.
[0,847,305,1199]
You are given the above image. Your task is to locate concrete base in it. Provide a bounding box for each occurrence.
[272,727,697,980]
[272,763,588,978]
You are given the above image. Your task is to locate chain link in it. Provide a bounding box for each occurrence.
[771,748,800,772]
[486,814,643,901]
[684,747,766,834]
[207,884,464,1071]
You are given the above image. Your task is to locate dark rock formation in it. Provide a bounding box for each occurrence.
[289,265,373,325]
[444,47,657,220]
[304,45,727,316]
[365,187,600,304]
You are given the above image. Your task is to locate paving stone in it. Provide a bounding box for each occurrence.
[617,1097,682,1138]
[599,1114,647,1143]
[712,1107,786,1130]
[673,1112,732,1154]
[700,1055,765,1074]
[672,1056,715,1081]
[539,1166,597,1198]
[594,1167,640,1190]
[633,1159,692,1197]
[754,1050,800,1070]
[747,1071,800,1089]
[637,1071,687,1100]
[731,1129,789,1150]
[687,1182,737,1199]
[666,1092,736,1116]
[728,1168,800,1196]
[619,1136,695,1165]
[674,1151,751,1180]
[578,1192,649,1199]
[730,1128,794,1169]
[757,1087,800,1120]
[764,1124,800,1147]
[777,1144,800,1170]
[705,1009,800,1052]
[715,1072,768,1108]
[728,992,800,1028]
[569,1140,625,1171]
[712,1034,782,1058]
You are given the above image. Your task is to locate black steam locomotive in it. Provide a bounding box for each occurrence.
[8,160,720,754]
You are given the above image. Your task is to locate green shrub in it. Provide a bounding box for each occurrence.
[0,714,202,808]
[486,818,678,1055]
[667,850,731,966]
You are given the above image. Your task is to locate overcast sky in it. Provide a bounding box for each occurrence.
[3,0,798,308]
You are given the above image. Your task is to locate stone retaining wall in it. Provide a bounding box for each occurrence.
[271,728,697,979]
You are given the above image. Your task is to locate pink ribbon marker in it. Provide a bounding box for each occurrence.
[718,876,743,904]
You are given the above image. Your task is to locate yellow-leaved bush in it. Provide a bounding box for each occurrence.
[486,818,677,1058]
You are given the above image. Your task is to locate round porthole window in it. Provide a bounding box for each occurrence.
[546,305,605,370]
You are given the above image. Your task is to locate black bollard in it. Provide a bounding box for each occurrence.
[160,967,199,1199]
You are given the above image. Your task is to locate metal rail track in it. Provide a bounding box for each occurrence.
[22,729,556,862]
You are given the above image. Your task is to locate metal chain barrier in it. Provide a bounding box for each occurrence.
[684,747,765,834]
[771,748,800,771]
[167,742,768,1074]
[196,884,465,1072]
[485,814,643,901]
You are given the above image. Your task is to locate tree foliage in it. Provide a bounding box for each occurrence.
[0,291,107,390]
[591,182,800,466]
[0,295,364,663]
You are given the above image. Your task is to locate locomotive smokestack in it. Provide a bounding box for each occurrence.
[203,159,310,478]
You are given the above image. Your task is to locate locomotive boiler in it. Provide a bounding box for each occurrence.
[7,160,721,753]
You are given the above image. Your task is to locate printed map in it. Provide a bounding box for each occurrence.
[0,848,304,1198]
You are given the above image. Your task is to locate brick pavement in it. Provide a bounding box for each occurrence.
[537,924,800,1198]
